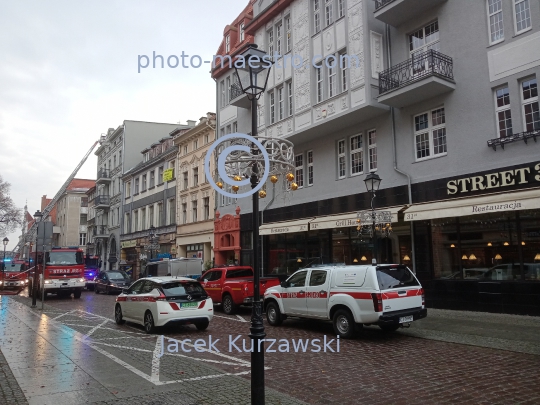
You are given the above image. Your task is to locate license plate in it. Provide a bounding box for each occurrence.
[8,283,15,286]
[399,315,414,323]
[62,283,68,286]
[180,302,198,308]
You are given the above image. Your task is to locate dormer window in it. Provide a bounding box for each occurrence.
[225,35,230,53]
[240,23,245,42]
[144,152,150,162]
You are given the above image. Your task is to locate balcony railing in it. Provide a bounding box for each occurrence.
[379,50,454,95]
[97,168,110,180]
[94,195,110,208]
[230,82,244,101]
[487,130,539,151]
[374,0,395,11]
[93,225,109,238]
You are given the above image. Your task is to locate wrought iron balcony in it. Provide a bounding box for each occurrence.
[229,82,250,109]
[94,195,110,210]
[93,225,109,239]
[96,168,111,184]
[487,130,539,151]
[374,0,447,26]
[377,50,455,108]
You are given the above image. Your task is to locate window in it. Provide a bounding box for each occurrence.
[135,178,140,194]
[79,233,86,246]
[182,203,187,224]
[141,208,146,230]
[295,154,304,188]
[328,57,336,98]
[204,197,210,220]
[337,139,346,179]
[183,145,188,155]
[521,78,539,132]
[169,160,175,170]
[368,129,377,171]
[307,150,314,186]
[414,107,447,160]
[193,139,198,150]
[285,16,292,53]
[157,203,163,226]
[133,210,139,232]
[118,150,122,165]
[183,171,189,190]
[149,205,154,227]
[125,181,131,198]
[168,199,176,225]
[316,66,323,103]
[232,121,237,133]
[192,200,198,222]
[193,167,199,187]
[113,155,116,168]
[278,86,284,121]
[487,0,504,43]
[268,29,274,58]
[287,81,293,116]
[410,21,440,73]
[142,174,147,191]
[495,86,513,137]
[220,80,225,107]
[340,51,347,92]
[240,23,245,41]
[350,134,363,175]
[225,35,230,53]
[158,166,164,185]
[338,0,344,18]
[226,76,231,104]
[226,124,232,134]
[325,0,334,27]
[204,134,209,144]
[125,213,130,234]
[149,170,155,188]
[80,214,87,225]
[314,0,321,34]
[514,0,531,33]
[309,270,327,286]
[276,22,283,56]
[270,92,275,124]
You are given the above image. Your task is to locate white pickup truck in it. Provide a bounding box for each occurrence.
[263,264,427,338]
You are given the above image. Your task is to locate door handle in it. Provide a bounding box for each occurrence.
[319,290,327,294]
[299,290,305,294]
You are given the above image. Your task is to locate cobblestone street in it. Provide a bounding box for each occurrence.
[1,290,539,404]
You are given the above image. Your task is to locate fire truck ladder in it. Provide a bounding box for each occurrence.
[13,140,99,254]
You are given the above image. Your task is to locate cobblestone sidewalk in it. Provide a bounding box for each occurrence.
[0,347,29,405]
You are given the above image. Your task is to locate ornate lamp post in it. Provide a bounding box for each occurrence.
[221,43,295,404]
[2,237,8,291]
[356,173,392,264]
[31,210,43,308]
[148,225,157,260]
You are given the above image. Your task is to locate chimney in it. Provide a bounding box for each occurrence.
[187,120,197,127]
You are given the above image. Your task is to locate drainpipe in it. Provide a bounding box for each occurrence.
[260,182,276,274]
[385,23,416,274]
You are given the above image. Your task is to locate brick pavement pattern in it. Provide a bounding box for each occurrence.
[0,348,29,405]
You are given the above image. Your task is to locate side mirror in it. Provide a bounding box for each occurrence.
[280,281,289,288]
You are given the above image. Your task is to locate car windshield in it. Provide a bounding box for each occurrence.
[160,281,205,297]
[46,251,84,265]
[376,265,419,290]
[6,263,26,272]
[107,271,129,280]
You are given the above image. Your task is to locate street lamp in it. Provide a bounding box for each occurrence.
[148,225,156,261]
[2,237,8,291]
[31,210,43,308]
[364,173,381,265]
[234,44,274,405]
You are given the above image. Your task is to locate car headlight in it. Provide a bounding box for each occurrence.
[44,280,51,284]
[79,278,85,283]
[24,279,28,284]
[0,281,3,285]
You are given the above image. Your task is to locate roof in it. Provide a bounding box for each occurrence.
[138,276,198,284]
[67,179,95,191]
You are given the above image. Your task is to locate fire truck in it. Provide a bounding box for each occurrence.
[28,246,86,299]
[1,259,29,290]
[84,255,100,290]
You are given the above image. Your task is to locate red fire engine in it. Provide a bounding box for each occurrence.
[28,246,86,299]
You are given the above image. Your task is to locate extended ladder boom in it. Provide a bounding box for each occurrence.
[14,141,99,253]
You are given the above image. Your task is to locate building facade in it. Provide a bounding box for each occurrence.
[173,113,217,266]
[213,0,540,314]
[94,120,180,271]
[119,122,195,278]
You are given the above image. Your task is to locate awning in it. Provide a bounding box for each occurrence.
[259,218,313,235]
[310,206,403,231]
[403,188,540,221]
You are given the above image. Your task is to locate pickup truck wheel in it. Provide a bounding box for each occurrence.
[144,311,156,334]
[333,309,356,339]
[95,286,100,294]
[266,302,283,326]
[73,289,82,299]
[115,304,125,325]
[222,294,237,315]
[195,320,209,331]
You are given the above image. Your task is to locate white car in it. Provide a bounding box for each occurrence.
[264,264,427,338]
[114,276,213,334]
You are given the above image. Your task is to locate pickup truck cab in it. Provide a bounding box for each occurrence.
[264,264,427,338]
[200,266,280,315]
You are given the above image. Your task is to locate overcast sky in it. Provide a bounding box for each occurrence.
[0,0,247,249]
